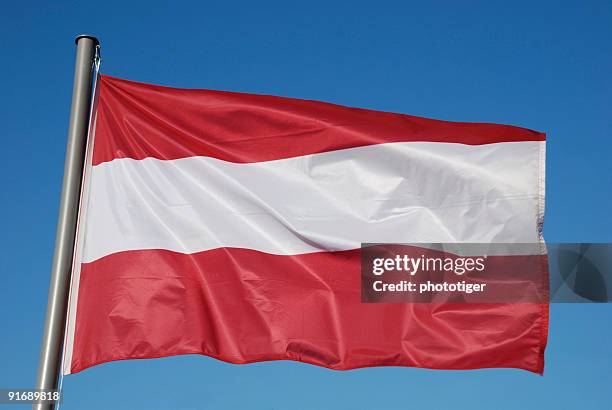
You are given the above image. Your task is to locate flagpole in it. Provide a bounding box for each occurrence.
[33,34,99,410]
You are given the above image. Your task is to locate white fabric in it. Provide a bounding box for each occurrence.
[80,141,544,263]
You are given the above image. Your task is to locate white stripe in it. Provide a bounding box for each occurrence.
[81,141,544,263]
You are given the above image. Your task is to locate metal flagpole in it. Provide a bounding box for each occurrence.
[33,34,99,410]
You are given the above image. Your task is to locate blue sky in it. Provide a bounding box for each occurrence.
[1,1,611,408]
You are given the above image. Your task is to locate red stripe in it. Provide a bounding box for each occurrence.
[92,75,545,165]
[71,247,548,374]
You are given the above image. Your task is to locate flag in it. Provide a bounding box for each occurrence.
[62,75,548,374]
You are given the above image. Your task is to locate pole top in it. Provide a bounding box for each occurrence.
[75,34,100,46]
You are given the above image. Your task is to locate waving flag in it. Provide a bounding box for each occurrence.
[62,75,547,374]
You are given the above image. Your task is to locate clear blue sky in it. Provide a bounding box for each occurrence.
[1,1,611,409]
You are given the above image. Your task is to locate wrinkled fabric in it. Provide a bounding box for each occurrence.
[82,141,542,263]
[63,75,547,375]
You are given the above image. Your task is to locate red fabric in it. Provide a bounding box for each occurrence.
[70,76,548,374]
[93,75,545,165]
[71,247,548,374]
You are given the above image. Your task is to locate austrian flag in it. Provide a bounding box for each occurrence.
[62,75,548,375]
